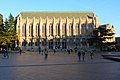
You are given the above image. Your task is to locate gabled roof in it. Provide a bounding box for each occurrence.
[19,11,95,19]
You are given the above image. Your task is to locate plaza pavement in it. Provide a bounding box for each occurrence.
[0,51,120,80]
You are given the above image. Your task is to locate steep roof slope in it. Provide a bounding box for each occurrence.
[20,11,94,18]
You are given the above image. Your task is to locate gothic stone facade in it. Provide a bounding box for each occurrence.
[16,12,100,51]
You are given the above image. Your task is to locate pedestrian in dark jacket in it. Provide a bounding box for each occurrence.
[3,49,9,58]
[77,51,81,61]
[90,51,94,59]
[82,51,85,61]
[54,49,56,54]
[44,49,48,61]
[20,48,22,55]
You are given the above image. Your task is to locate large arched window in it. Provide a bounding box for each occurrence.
[56,23,60,36]
[49,23,53,36]
[35,39,39,46]
[36,23,40,36]
[69,23,73,36]
[75,23,79,35]
[81,24,86,35]
[42,23,46,37]
[62,23,67,36]
[30,39,33,46]
[22,24,26,36]
[29,24,33,36]
[88,23,93,32]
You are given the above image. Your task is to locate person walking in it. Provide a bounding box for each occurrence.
[5,49,9,58]
[44,48,48,61]
[77,51,81,61]
[19,48,22,55]
[90,51,94,59]
[2,48,6,58]
[38,47,41,54]
[82,51,85,61]
[68,49,70,55]
[54,49,56,54]
[3,48,9,58]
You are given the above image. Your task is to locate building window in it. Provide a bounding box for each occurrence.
[35,39,39,46]
[36,24,40,36]
[62,23,67,36]
[49,23,53,36]
[75,23,79,35]
[56,23,60,36]
[85,23,88,33]
[88,23,93,32]
[42,23,46,37]
[22,39,27,46]
[81,24,85,35]
[37,39,39,46]
[22,24,26,36]
[30,39,33,46]
[69,23,73,36]
[29,24,33,36]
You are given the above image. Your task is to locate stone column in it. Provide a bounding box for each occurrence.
[85,17,88,34]
[25,17,29,50]
[66,17,69,36]
[46,17,49,49]
[39,17,42,50]
[33,17,36,48]
[46,17,49,37]
[60,17,62,37]
[79,17,82,35]
[53,17,56,49]
[53,17,56,36]
[73,17,75,36]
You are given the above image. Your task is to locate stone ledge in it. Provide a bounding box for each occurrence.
[102,54,120,62]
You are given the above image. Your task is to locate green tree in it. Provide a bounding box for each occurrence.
[0,13,16,49]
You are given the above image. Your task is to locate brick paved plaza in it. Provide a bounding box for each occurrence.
[0,51,120,80]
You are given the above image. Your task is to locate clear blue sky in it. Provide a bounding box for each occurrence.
[0,0,120,37]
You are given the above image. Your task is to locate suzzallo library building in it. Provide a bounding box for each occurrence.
[16,12,100,51]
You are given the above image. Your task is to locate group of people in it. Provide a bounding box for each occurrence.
[41,49,95,61]
[38,48,95,61]
[77,50,94,61]
[0,46,95,62]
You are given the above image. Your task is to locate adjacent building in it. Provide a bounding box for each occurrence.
[16,11,100,51]
[100,24,115,43]
[99,24,115,50]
